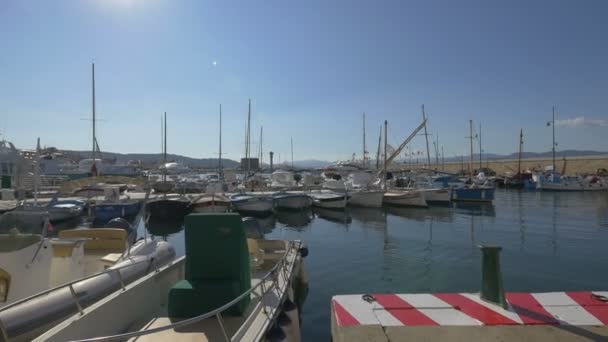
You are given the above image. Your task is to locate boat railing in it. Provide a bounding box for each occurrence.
[67,240,301,342]
[0,252,161,315]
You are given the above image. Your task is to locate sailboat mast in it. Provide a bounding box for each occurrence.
[383,120,388,189]
[435,135,440,167]
[247,99,251,176]
[479,123,482,169]
[362,113,366,166]
[422,105,431,168]
[219,104,223,179]
[376,127,382,170]
[163,112,167,183]
[469,120,474,179]
[552,106,556,171]
[518,129,523,174]
[91,63,96,162]
[259,126,263,167]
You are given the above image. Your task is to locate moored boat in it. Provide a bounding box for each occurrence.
[273,192,312,210]
[383,190,428,207]
[346,189,385,208]
[231,194,274,215]
[451,185,495,202]
[94,200,141,222]
[418,187,451,203]
[191,194,231,213]
[34,213,308,342]
[147,195,192,221]
[310,190,349,209]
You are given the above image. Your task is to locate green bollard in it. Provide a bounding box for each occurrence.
[479,245,507,309]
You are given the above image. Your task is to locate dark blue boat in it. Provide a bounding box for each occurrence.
[94,201,141,222]
[451,187,495,202]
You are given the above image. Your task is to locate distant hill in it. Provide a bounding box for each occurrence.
[65,150,240,169]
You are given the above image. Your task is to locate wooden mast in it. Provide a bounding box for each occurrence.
[468,120,474,180]
[518,129,523,175]
[376,127,382,170]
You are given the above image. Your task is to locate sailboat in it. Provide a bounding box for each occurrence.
[379,119,429,207]
[501,129,534,189]
[536,107,607,191]
[147,112,192,221]
[451,120,495,202]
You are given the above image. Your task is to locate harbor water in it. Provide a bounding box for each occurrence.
[143,190,608,341]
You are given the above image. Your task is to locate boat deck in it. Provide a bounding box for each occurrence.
[331,291,608,342]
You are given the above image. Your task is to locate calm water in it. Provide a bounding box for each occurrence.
[144,190,608,341]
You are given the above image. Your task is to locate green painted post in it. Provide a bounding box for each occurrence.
[479,245,507,309]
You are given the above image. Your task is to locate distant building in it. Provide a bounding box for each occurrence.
[240,158,260,171]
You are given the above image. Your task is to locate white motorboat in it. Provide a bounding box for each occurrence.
[191,194,231,213]
[310,190,349,209]
[273,192,312,210]
[383,190,428,207]
[231,194,274,215]
[347,189,384,207]
[34,213,308,342]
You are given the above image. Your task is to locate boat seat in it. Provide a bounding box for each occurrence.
[59,228,127,253]
[168,213,251,318]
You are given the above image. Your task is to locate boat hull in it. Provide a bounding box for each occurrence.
[231,197,274,214]
[451,187,495,202]
[347,190,384,208]
[538,181,608,191]
[146,199,191,221]
[311,195,348,209]
[419,188,451,203]
[274,194,312,210]
[383,191,428,207]
[94,202,141,222]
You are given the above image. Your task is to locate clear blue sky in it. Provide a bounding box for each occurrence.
[1,0,607,162]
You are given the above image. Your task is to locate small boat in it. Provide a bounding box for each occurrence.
[383,190,428,207]
[230,193,274,215]
[146,195,192,221]
[94,200,141,222]
[273,192,312,210]
[347,189,384,207]
[34,213,308,342]
[451,185,495,202]
[537,173,608,191]
[418,188,451,203]
[14,199,86,223]
[310,190,349,209]
[191,194,231,213]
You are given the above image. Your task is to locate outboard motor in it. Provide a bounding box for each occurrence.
[105,218,136,244]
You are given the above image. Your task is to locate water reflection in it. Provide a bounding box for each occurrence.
[452,202,496,217]
[275,209,313,230]
[386,205,453,222]
[313,207,352,225]
[349,207,386,228]
[245,215,276,234]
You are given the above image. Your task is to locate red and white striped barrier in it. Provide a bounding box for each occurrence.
[332,291,608,327]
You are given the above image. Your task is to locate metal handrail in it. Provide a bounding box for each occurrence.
[69,240,299,342]
[0,252,161,313]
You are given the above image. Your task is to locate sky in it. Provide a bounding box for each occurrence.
[1,0,607,162]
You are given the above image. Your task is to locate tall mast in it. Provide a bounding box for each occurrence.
[383,120,388,189]
[163,112,167,183]
[246,99,251,175]
[468,120,474,179]
[219,104,223,179]
[479,122,482,169]
[362,113,366,166]
[290,137,294,168]
[518,129,523,174]
[376,127,382,170]
[259,126,263,167]
[91,63,96,163]
[422,105,431,168]
[435,135,440,167]
[552,106,556,171]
